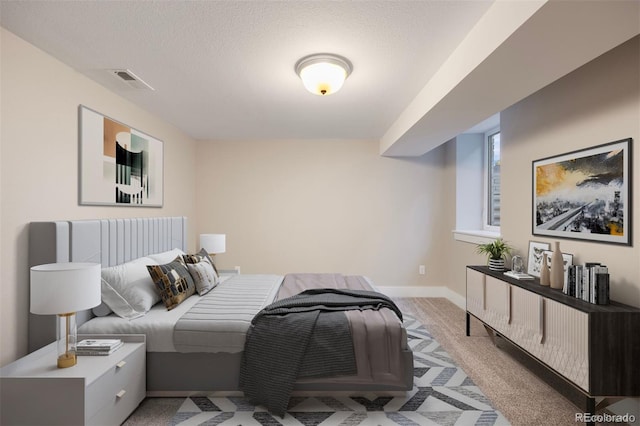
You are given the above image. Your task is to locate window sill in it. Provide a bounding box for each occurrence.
[452,229,501,245]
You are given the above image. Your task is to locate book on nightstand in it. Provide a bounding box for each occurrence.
[77,339,123,356]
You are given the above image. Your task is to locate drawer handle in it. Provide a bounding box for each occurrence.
[539,297,545,344]
[116,361,127,369]
[507,285,511,324]
[116,390,126,399]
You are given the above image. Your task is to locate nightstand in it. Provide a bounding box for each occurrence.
[1,334,145,426]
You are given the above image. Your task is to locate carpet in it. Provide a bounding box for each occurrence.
[169,314,509,425]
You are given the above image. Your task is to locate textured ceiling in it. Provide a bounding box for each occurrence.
[2,1,638,155]
[0,0,494,141]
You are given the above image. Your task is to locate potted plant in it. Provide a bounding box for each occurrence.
[476,238,512,271]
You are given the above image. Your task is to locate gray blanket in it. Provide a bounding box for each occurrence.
[239,288,403,417]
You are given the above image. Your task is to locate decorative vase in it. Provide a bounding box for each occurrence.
[540,252,550,286]
[550,241,564,290]
[488,258,505,272]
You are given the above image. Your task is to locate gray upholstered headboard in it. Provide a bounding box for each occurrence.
[28,216,187,352]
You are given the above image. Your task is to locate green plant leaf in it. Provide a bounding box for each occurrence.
[476,238,512,260]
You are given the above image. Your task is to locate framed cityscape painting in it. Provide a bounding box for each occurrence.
[532,138,631,245]
[79,105,163,207]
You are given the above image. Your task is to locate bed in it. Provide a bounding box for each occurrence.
[28,217,413,397]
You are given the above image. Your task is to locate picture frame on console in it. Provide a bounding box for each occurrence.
[79,105,164,207]
[527,241,550,278]
[532,138,632,245]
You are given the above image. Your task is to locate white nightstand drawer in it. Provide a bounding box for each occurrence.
[88,371,145,426]
[85,344,145,419]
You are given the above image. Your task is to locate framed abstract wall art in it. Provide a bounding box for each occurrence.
[532,138,631,245]
[79,105,163,207]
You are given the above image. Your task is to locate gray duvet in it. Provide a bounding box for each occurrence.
[240,285,404,416]
[277,274,413,391]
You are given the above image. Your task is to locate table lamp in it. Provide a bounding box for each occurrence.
[200,234,226,256]
[30,263,101,368]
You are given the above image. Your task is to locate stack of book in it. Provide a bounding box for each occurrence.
[565,263,609,305]
[504,270,534,280]
[76,339,123,356]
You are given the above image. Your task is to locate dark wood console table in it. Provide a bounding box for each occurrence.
[466,265,639,423]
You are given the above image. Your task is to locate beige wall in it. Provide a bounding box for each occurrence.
[195,139,451,289]
[443,138,475,298]
[0,28,199,365]
[449,36,640,307]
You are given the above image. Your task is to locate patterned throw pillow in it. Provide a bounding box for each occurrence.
[147,257,195,310]
[183,248,220,277]
[186,260,218,295]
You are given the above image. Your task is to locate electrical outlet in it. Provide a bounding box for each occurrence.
[419,265,425,275]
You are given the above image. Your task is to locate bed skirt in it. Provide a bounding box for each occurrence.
[146,349,414,396]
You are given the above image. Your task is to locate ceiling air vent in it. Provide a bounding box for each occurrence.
[109,69,155,90]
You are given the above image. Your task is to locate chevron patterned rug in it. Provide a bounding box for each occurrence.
[170,314,509,425]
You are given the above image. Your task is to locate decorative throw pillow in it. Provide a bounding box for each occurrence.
[147,257,196,310]
[100,256,161,319]
[183,248,220,277]
[186,260,218,295]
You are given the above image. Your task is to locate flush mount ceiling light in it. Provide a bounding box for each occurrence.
[295,53,353,96]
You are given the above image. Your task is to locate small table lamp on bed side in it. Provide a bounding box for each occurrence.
[200,233,226,257]
[30,263,101,368]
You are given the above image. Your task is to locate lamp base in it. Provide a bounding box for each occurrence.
[57,351,77,368]
[57,312,77,368]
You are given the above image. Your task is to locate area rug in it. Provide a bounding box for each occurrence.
[169,314,509,425]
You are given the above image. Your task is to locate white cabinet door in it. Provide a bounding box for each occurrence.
[508,285,544,357]
[540,299,589,392]
[466,268,485,320]
[507,287,589,392]
[484,276,510,334]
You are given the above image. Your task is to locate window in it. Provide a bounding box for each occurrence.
[453,113,501,244]
[485,129,501,229]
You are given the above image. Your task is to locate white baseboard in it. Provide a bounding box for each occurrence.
[377,286,466,310]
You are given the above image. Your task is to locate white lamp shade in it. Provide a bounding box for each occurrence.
[200,234,226,254]
[30,263,101,315]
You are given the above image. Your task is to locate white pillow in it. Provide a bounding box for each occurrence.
[100,256,160,319]
[187,260,219,295]
[147,248,186,264]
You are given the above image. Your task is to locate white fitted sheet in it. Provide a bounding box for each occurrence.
[78,274,283,353]
[78,289,200,352]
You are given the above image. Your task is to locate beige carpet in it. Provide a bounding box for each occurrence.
[123,297,579,425]
[394,298,578,426]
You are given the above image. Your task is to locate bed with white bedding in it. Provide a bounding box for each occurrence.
[28,217,413,396]
[78,274,282,353]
